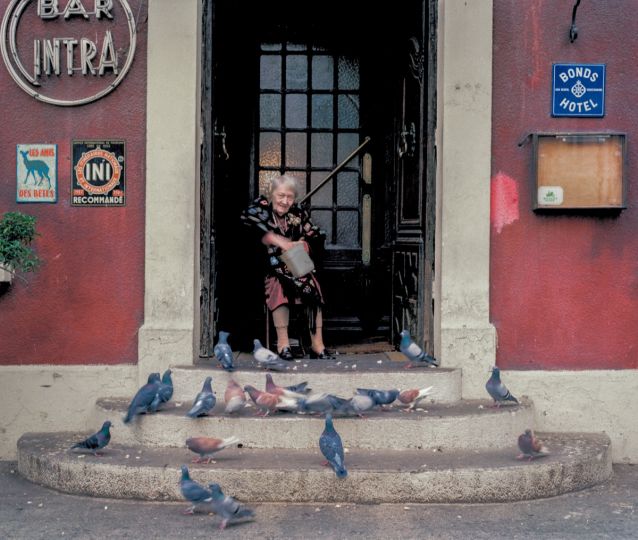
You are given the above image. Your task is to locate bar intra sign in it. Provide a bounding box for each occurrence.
[0,0,138,106]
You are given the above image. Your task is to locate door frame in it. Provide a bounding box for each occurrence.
[199,0,438,354]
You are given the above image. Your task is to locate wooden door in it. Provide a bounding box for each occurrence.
[390,0,436,351]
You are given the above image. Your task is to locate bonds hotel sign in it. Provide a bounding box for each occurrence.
[1,0,137,106]
[552,63,605,118]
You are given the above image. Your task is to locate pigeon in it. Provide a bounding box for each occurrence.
[243,385,281,416]
[284,381,311,394]
[399,329,439,368]
[149,369,173,412]
[185,436,240,463]
[214,330,234,371]
[336,394,375,417]
[70,421,112,456]
[397,385,434,411]
[356,388,400,410]
[123,373,161,423]
[517,429,550,461]
[485,366,518,407]
[208,483,255,530]
[274,394,303,413]
[319,414,348,479]
[186,376,216,417]
[252,339,289,371]
[224,379,247,414]
[298,393,346,415]
[179,465,212,514]
[265,374,306,399]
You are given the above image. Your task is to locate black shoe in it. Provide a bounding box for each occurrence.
[309,348,334,359]
[278,347,294,361]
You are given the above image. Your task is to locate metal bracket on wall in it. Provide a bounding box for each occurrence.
[569,0,581,43]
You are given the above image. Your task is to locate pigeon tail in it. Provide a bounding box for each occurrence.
[220,436,240,449]
[285,381,311,394]
[504,392,519,404]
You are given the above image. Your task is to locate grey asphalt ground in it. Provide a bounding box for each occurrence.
[1,461,636,539]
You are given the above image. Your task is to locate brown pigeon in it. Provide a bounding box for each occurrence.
[517,429,550,461]
[397,385,434,412]
[265,373,306,399]
[244,385,280,416]
[224,379,246,414]
[185,436,240,464]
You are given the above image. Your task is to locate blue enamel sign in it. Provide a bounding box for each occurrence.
[552,63,605,117]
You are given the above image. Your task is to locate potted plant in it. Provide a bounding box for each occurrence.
[0,211,41,284]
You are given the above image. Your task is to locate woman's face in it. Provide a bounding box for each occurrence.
[271,186,296,216]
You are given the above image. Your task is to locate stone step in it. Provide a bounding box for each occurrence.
[91,397,534,451]
[168,356,462,403]
[17,431,612,503]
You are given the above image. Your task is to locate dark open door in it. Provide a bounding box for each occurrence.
[202,1,436,353]
[389,0,436,351]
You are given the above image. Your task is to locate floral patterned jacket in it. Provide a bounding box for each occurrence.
[240,195,325,305]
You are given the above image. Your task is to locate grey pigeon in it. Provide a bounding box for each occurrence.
[356,388,400,409]
[70,421,112,456]
[179,465,212,514]
[336,394,375,417]
[186,376,216,417]
[517,429,550,461]
[285,381,311,394]
[214,330,234,371]
[485,367,518,407]
[149,369,173,412]
[252,339,289,371]
[399,329,439,367]
[319,414,347,478]
[123,373,161,423]
[208,483,255,530]
[298,393,346,415]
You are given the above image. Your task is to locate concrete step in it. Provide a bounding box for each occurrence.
[168,356,462,403]
[91,398,534,451]
[17,431,612,503]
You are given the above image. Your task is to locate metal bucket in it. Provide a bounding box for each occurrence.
[279,244,315,277]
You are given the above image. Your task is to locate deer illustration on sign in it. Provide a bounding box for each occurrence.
[20,150,51,188]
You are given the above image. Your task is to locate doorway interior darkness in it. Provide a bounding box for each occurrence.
[200,0,436,355]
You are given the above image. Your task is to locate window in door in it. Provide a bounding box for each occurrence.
[257,42,362,250]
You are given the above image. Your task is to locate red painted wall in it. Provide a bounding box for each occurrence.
[491,0,638,369]
[0,1,147,365]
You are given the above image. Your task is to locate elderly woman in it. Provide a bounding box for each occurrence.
[241,175,331,360]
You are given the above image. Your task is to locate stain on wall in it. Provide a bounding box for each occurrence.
[491,172,520,234]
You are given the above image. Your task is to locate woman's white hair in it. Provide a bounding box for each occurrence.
[268,174,299,201]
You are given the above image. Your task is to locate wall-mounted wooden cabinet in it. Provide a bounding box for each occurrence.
[533,133,626,210]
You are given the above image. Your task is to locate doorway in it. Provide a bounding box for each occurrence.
[200,0,436,355]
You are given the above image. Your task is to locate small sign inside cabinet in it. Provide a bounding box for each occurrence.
[533,133,626,210]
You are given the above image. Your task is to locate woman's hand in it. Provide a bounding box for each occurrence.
[262,232,296,251]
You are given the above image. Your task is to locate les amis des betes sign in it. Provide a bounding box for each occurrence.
[1,0,137,106]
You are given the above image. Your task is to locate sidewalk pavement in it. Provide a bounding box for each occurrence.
[1,461,636,539]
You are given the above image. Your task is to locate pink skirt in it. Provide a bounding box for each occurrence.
[265,275,324,311]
